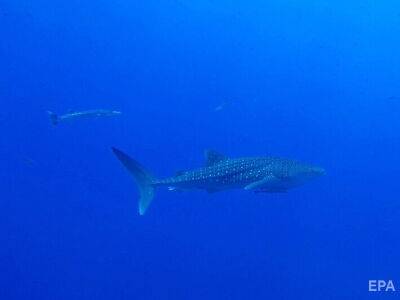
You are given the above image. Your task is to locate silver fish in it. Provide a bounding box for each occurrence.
[47,109,121,125]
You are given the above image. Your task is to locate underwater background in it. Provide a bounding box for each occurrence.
[1,0,400,299]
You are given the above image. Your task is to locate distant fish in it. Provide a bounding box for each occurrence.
[112,148,325,215]
[47,109,121,125]
[214,100,234,112]
[387,96,400,101]
[214,102,226,112]
[22,156,38,167]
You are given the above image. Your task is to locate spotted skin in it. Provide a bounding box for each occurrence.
[153,156,324,193]
[112,148,326,215]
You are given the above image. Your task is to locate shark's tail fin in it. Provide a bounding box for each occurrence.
[47,111,58,125]
[112,147,155,215]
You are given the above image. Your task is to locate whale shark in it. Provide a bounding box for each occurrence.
[112,147,325,215]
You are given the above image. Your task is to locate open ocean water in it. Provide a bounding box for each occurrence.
[1,0,400,299]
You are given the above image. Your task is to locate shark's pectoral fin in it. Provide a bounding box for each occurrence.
[244,175,278,190]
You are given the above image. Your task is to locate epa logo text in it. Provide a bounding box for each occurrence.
[369,280,396,292]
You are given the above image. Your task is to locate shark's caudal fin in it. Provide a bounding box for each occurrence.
[47,111,58,125]
[112,147,155,215]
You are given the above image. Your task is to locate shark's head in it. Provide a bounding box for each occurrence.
[306,165,326,177]
[287,164,325,186]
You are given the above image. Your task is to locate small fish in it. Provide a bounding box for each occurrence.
[47,109,121,125]
[112,148,325,215]
[214,102,226,112]
[214,100,233,112]
[22,156,38,167]
[387,96,400,101]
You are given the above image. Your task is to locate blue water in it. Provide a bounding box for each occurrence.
[2,0,400,299]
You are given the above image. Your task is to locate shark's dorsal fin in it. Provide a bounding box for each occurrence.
[205,150,227,166]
